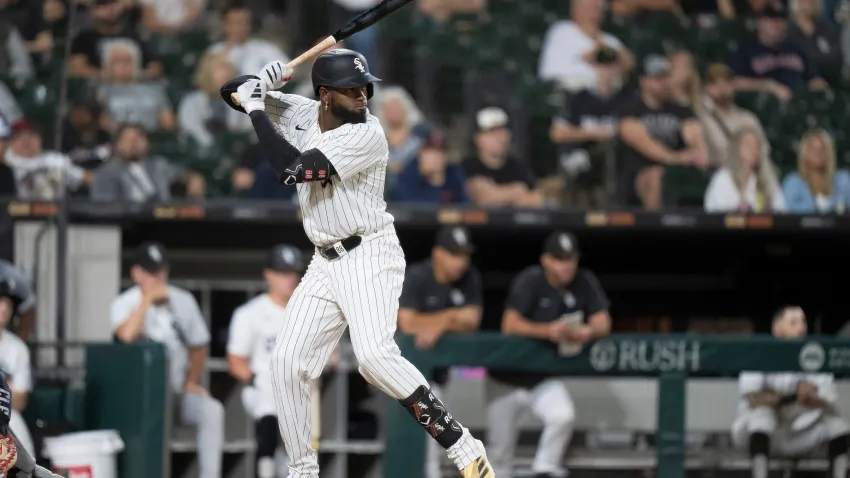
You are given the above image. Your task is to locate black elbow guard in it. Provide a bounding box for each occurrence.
[280,149,337,185]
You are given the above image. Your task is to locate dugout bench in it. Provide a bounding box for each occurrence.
[385,333,850,478]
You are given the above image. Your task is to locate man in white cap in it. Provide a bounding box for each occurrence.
[463,106,544,208]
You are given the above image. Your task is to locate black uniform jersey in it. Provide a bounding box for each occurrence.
[490,265,609,388]
[399,259,483,384]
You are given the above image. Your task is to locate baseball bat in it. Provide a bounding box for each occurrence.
[310,379,321,450]
[231,0,414,105]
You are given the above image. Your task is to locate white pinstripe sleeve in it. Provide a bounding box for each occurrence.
[315,122,386,180]
[264,92,317,143]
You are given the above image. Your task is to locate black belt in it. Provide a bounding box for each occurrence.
[319,236,363,260]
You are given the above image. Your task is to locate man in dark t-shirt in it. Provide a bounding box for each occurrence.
[463,106,544,207]
[731,1,827,98]
[487,231,612,478]
[618,54,708,209]
[551,46,624,205]
[398,225,483,478]
[69,0,162,80]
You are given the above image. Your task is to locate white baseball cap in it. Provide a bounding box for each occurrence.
[476,106,509,132]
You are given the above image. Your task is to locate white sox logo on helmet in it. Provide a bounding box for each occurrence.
[353,58,365,73]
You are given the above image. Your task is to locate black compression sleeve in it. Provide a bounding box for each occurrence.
[248,110,338,185]
[248,110,301,175]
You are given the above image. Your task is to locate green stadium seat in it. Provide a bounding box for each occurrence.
[664,165,713,208]
[148,130,181,158]
[735,91,782,128]
[17,79,60,127]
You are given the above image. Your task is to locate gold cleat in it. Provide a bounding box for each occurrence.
[461,455,494,478]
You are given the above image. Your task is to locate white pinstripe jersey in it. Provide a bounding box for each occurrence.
[264,92,393,247]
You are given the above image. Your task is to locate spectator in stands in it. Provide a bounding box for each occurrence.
[0,279,35,455]
[550,46,621,207]
[91,123,205,202]
[619,55,709,210]
[538,0,633,91]
[464,107,544,207]
[0,80,23,126]
[140,0,206,35]
[782,128,850,212]
[394,129,468,205]
[374,86,428,178]
[732,306,850,478]
[698,63,768,167]
[669,48,702,111]
[62,98,112,169]
[490,231,611,478]
[398,225,482,478]
[0,118,18,199]
[704,127,784,212]
[205,2,289,77]
[731,1,827,101]
[0,10,35,83]
[5,0,57,65]
[111,242,225,478]
[0,258,36,344]
[96,39,175,133]
[5,120,93,200]
[179,51,251,151]
[40,0,67,41]
[232,142,297,200]
[788,0,845,84]
[69,0,162,80]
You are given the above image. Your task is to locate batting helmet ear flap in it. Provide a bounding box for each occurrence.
[220,74,262,113]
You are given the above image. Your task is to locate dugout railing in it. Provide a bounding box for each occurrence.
[384,333,850,478]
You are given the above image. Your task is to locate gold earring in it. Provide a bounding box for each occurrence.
[324,102,328,111]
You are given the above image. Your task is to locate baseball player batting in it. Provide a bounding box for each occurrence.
[220,49,494,478]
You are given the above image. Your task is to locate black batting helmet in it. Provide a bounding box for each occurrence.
[312,49,381,99]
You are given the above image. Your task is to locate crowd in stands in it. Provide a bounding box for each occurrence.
[2,0,850,212]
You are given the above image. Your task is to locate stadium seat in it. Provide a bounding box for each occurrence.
[149,130,182,158]
[664,165,713,208]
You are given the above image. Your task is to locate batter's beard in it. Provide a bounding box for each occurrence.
[330,101,367,124]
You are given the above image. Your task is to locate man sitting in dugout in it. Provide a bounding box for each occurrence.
[487,231,612,478]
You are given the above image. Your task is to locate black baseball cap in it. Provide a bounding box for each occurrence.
[266,244,304,273]
[135,242,169,273]
[544,231,579,260]
[435,225,475,255]
[640,54,672,77]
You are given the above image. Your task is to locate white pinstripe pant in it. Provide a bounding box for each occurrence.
[270,232,431,477]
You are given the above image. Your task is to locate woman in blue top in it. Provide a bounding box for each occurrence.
[782,128,850,213]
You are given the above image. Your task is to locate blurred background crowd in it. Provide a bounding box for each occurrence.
[2,0,850,212]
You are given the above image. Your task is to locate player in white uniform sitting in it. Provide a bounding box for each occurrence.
[0,278,34,455]
[732,306,849,478]
[227,244,304,478]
